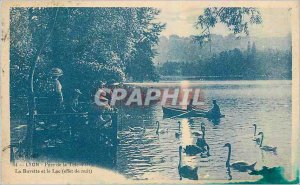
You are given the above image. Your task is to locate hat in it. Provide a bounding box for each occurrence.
[74,89,82,94]
[50,68,63,76]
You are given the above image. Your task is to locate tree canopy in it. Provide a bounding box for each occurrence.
[10,7,165,98]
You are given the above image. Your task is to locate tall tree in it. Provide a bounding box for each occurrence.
[10,7,165,99]
[251,42,257,57]
[125,8,165,82]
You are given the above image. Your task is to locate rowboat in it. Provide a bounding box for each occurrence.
[162,106,225,119]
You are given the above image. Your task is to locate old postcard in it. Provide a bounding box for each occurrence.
[1,0,299,184]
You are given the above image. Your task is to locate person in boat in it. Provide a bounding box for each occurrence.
[207,100,221,118]
[187,99,195,111]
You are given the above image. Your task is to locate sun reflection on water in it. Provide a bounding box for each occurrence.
[181,119,193,146]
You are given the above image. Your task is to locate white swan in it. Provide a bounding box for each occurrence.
[156,121,168,134]
[252,124,261,144]
[201,145,211,158]
[175,121,181,138]
[224,143,257,172]
[192,131,202,137]
[200,122,205,130]
[196,126,207,149]
[184,145,205,155]
[178,146,198,180]
[191,122,206,136]
[128,126,145,132]
[258,132,277,153]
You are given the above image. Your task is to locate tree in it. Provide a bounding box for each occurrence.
[125,8,165,82]
[10,7,165,99]
[247,41,251,60]
[251,42,257,57]
[194,8,262,45]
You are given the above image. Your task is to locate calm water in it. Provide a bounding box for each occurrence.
[117,80,292,181]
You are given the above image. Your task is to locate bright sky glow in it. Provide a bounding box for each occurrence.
[156,7,291,38]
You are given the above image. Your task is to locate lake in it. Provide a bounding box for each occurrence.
[116,80,292,181]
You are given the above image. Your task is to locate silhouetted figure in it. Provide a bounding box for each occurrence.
[48,68,64,113]
[207,100,221,118]
[187,99,194,111]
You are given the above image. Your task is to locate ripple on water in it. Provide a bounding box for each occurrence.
[116,81,292,181]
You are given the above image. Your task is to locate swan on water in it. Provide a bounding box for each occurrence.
[258,132,277,153]
[175,121,182,138]
[252,124,261,144]
[192,131,202,137]
[223,143,257,172]
[200,143,211,158]
[184,145,205,155]
[178,146,198,180]
[196,129,207,149]
[156,121,168,134]
[128,126,146,132]
[200,122,205,131]
[192,122,206,137]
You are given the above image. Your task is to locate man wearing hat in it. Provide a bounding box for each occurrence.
[48,68,64,112]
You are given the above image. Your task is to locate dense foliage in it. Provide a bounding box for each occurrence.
[159,45,292,80]
[10,8,165,98]
[154,34,291,65]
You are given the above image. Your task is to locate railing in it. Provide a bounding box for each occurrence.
[10,97,119,167]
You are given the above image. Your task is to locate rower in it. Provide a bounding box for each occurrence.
[208,100,221,117]
[187,99,194,111]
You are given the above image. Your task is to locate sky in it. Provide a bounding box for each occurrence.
[156,7,291,38]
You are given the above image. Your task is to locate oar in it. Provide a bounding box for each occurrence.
[166,109,195,120]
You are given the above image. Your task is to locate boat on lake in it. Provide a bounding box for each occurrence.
[162,106,225,119]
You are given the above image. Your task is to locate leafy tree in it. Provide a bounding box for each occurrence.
[10,7,165,100]
[125,8,165,82]
[194,8,262,45]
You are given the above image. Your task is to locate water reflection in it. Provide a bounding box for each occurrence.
[181,119,193,146]
[210,118,221,125]
[227,167,232,180]
[117,80,292,181]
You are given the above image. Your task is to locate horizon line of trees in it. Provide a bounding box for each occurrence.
[158,45,292,80]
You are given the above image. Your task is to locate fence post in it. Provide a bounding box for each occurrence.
[111,111,118,166]
[25,96,36,157]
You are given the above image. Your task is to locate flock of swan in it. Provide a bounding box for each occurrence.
[127,120,277,181]
[178,122,278,180]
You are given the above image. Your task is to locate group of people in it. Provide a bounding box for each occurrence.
[48,68,83,113]
[47,68,115,114]
[48,67,221,119]
[47,68,117,128]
